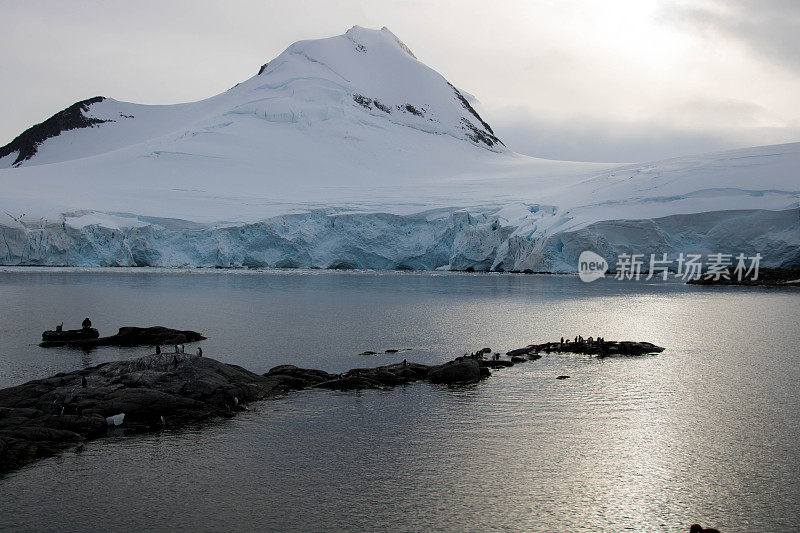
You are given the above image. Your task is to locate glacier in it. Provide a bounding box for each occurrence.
[1,26,798,271]
[1,205,797,271]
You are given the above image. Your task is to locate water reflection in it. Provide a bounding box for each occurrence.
[0,270,798,531]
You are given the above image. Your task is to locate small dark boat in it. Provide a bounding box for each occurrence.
[41,328,100,346]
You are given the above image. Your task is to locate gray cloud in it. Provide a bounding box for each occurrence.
[662,0,800,72]
[487,106,800,162]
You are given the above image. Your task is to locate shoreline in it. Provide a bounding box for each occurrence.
[0,265,579,277]
[2,265,797,289]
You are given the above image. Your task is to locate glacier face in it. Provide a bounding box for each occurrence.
[1,207,797,271]
[0,26,798,272]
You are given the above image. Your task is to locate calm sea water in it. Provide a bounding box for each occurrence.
[0,268,798,532]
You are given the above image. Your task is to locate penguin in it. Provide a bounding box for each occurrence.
[155,345,161,355]
[689,525,720,533]
[197,346,203,357]
[81,375,87,388]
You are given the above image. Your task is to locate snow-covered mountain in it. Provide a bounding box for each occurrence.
[0,26,798,270]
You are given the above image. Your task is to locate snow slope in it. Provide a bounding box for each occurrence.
[0,26,798,270]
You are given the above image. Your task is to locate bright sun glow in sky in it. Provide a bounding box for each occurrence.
[0,0,798,162]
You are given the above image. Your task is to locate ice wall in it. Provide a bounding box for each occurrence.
[1,208,797,272]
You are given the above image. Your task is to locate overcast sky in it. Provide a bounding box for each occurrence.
[1,0,798,162]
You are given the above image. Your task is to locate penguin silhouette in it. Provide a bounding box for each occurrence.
[689,525,720,533]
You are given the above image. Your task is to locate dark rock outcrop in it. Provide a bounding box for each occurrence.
[40,326,206,348]
[0,354,286,475]
[41,328,100,343]
[689,525,721,533]
[448,82,504,148]
[426,358,481,384]
[480,359,514,368]
[265,365,336,389]
[1,348,512,474]
[0,97,109,166]
[521,339,664,357]
[266,357,482,392]
[506,346,537,357]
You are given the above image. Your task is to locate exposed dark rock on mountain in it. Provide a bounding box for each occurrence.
[448,82,504,148]
[461,117,503,148]
[0,97,108,166]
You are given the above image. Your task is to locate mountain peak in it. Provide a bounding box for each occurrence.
[1,26,503,170]
[248,26,502,149]
[342,25,417,59]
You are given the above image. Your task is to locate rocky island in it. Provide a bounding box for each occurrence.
[40,325,206,348]
[507,337,664,357]
[0,337,661,475]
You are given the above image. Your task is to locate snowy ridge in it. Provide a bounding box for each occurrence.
[0,27,798,271]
